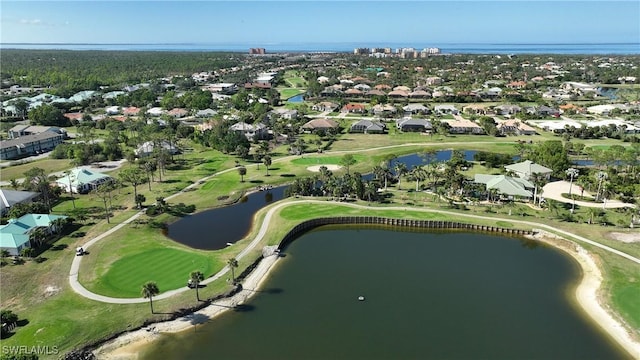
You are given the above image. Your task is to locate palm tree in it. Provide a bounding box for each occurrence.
[141,281,160,314]
[237,166,247,182]
[63,170,76,209]
[227,258,239,284]
[565,168,579,211]
[364,181,378,204]
[394,162,408,190]
[190,271,205,301]
[595,171,608,202]
[263,155,272,176]
[530,172,547,206]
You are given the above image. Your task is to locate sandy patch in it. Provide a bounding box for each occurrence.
[608,232,640,243]
[43,285,61,298]
[306,164,342,172]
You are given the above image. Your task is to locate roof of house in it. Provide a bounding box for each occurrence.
[302,118,339,129]
[55,168,112,188]
[504,160,552,177]
[388,90,409,97]
[351,119,385,131]
[0,214,67,250]
[474,174,534,197]
[367,89,387,96]
[403,103,428,111]
[0,189,39,212]
[396,117,432,128]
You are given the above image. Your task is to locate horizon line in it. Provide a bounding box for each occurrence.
[2,42,639,46]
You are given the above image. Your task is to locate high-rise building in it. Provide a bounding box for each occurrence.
[249,48,266,55]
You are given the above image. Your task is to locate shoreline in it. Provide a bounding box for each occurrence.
[93,253,282,359]
[94,228,640,360]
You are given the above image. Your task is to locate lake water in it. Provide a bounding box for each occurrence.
[166,186,287,250]
[141,228,627,360]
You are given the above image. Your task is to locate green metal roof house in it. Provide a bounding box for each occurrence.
[55,168,113,194]
[474,174,534,198]
[0,214,67,256]
[504,160,552,180]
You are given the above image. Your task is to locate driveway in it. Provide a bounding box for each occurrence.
[542,181,636,209]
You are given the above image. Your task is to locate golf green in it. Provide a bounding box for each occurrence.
[94,248,216,298]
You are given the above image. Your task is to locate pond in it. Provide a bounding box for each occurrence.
[166,185,287,250]
[287,94,305,103]
[141,227,627,360]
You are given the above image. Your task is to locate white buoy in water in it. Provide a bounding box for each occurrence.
[358,296,365,301]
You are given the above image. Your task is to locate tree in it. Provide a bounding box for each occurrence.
[263,155,272,176]
[565,167,579,211]
[119,167,148,209]
[63,170,76,209]
[190,271,205,301]
[595,171,608,202]
[340,154,356,175]
[394,162,408,190]
[237,166,247,182]
[141,281,160,313]
[93,183,116,223]
[227,258,239,284]
[135,194,146,209]
[23,167,57,213]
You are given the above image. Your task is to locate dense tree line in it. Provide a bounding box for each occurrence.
[1,50,244,93]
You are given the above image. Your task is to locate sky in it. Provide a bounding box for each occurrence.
[1,1,639,45]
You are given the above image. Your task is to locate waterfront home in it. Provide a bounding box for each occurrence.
[395,117,432,132]
[444,119,484,134]
[504,160,552,180]
[350,119,386,134]
[497,120,536,136]
[0,214,68,256]
[55,168,114,194]
[1,132,65,160]
[474,174,534,200]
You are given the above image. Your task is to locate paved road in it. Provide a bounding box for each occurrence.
[542,180,636,209]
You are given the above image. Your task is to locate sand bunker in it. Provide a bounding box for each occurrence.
[608,232,640,243]
[306,164,343,172]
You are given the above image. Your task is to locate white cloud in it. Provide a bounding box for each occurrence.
[20,19,43,25]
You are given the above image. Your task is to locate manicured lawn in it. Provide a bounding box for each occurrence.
[278,88,305,99]
[0,158,72,180]
[290,154,366,166]
[90,248,216,298]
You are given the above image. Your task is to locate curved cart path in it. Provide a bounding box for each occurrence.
[69,198,640,304]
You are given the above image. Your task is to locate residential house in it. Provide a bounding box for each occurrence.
[271,108,298,120]
[371,104,397,117]
[402,103,429,115]
[317,76,330,83]
[345,88,364,97]
[63,112,84,122]
[135,141,180,157]
[494,104,521,116]
[146,107,165,117]
[195,109,218,118]
[393,86,411,92]
[204,83,238,94]
[123,107,141,116]
[388,89,409,98]
[374,84,391,91]
[350,120,386,134]
[537,105,560,117]
[0,189,40,216]
[425,77,443,86]
[0,213,68,256]
[311,101,339,112]
[409,90,431,98]
[341,103,367,113]
[229,121,269,140]
[506,81,527,89]
[168,108,189,118]
[301,118,339,133]
[105,106,121,115]
[504,160,552,180]
[353,84,371,92]
[463,104,489,115]
[474,174,534,200]
[434,104,459,115]
[444,119,485,134]
[497,120,536,136]
[395,117,432,132]
[1,132,65,160]
[366,89,387,97]
[55,168,114,194]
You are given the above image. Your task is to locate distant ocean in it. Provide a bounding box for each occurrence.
[0,42,638,55]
